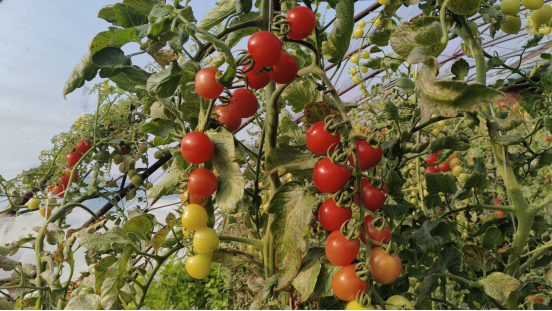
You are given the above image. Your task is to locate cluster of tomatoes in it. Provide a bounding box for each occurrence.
[305,122,404,302]
[179,131,220,279]
[192,7,317,131]
[500,0,552,34]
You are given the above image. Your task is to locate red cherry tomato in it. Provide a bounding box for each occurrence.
[66,152,82,166]
[538,286,543,290]
[64,167,78,180]
[496,210,505,217]
[348,140,383,170]
[213,105,242,132]
[247,31,282,67]
[188,168,218,198]
[332,265,367,301]
[425,167,437,174]
[228,88,259,118]
[325,231,360,266]
[242,64,270,90]
[46,185,54,191]
[547,136,551,142]
[359,215,391,247]
[494,199,504,206]
[76,140,91,154]
[318,198,352,232]
[306,122,341,154]
[287,6,317,40]
[437,162,450,172]
[371,247,402,285]
[180,131,215,164]
[268,53,298,85]
[426,153,438,166]
[313,158,351,193]
[58,175,70,188]
[353,178,387,212]
[53,185,65,198]
[195,67,224,99]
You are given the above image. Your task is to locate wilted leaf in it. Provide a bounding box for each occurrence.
[151,225,170,250]
[474,272,520,301]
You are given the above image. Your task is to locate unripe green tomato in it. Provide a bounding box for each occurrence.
[411,191,417,197]
[500,16,521,35]
[128,170,137,178]
[28,198,41,210]
[353,28,364,38]
[162,163,169,170]
[349,67,357,75]
[452,166,464,177]
[139,144,148,154]
[83,157,91,164]
[458,173,470,183]
[531,4,552,25]
[154,150,164,159]
[113,154,124,165]
[146,182,153,189]
[131,175,143,187]
[409,179,417,185]
[432,129,441,136]
[350,55,360,63]
[410,198,417,204]
[360,66,368,73]
[98,150,110,162]
[523,0,544,10]
[542,26,552,34]
[168,159,174,167]
[162,147,170,154]
[352,75,361,84]
[461,21,479,37]
[409,169,416,176]
[126,189,136,200]
[119,165,127,174]
[361,50,370,59]
[501,0,520,15]
[358,20,366,28]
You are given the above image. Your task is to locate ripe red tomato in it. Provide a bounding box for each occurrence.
[313,158,351,193]
[353,178,387,212]
[332,265,367,301]
[195,67,224,99]
[425,167,437,174]
[66,152,82,166]
[287,6,317,40]
[527,295,544,304]
[437,162,450,172]
[58,175,70,188]
[538,286,543,290]
[306,122,341,154]
[371,247,402,284]
[76,140,91,154]
[213,105,242,132]
[499,102,506,109]
[547,136,551,142]
[188,168,218,198]
[53,185,65,198]
[318,198,352,231]
[359,215,391,247]
[325,231,360,266]
[495,210,505,217]
[348,140,383,170]
[64,167,78,180]
[228,88,259,118]
[268,53,298,85]
[242,64,270,90]
[426,153,438,166]
[46,185,54,191]
[494,199,503,206]
[247,31,282,67]
[180,131,215,164]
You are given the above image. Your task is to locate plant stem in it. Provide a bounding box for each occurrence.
[219,235,264,249]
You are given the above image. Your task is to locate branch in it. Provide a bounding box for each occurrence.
[219,235,264,249]
[469,203,515,213]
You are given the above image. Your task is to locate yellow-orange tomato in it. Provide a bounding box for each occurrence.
[180,191,205,206]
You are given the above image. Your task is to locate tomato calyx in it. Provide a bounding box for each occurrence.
[355,292,373,309]
[339,219,360,240]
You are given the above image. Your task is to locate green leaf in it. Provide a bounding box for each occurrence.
[104,66,151,96]
[63,51,99,99]
[0,247,8,257]
[65,294,101,310]
[178,62,201,103]
[482,227,503,250]
[101,246,132,310]
[92,47,131,68]
[451,58,469,80]
[236,0,252,13]
[265,142,322,174]
[269,182,316,290]
[384,101,400,123]
[151,7,172,17]
[282,78,323,113]
[445,0,481,15]
[415,274,440,308]
[122,215,153,241]
[416,57,506,122]
[207,127,246,214]
[280,117,306,145]
[381,204,410,216]
[147,169,188,198]
[303,102,340,126]
[384,169,405,201]
[368,28,394,47]
[313,260,340,297]
[409,219,445,254]
[196,29,236,87]
[123,0,157,16]
[397,76,415,91]
[98,5,118,25]
[463,244,493,272]
[292,256,322,302]
[147,62,183,98]
[198,0,237,30]
[151,225,170,250]
[434,245,461,274]
[113,3,148,28]
[90,28,138,55]
[321,0,354,63]
[464,172,488,190]
[390,17,445,64]
[424,172,457,194]
[141,119,179,139]
[435,149,455,164]
[225,12,260,48]
[474,272,520,302]
[212,248,263,272]
[74,232,115,253]
[95,256,118,294]
[168,28,190,53]
[430,135,470,152]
